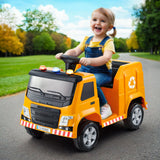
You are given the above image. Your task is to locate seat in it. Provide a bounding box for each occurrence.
[102,61,128,88]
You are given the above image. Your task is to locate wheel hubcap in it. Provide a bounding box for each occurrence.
[132,107,142,126]
[83,126,97,147]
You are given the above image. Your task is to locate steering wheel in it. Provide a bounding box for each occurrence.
[60,55,80,71]
[61,55,80,64]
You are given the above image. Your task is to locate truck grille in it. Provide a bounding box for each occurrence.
[31,104,60,128]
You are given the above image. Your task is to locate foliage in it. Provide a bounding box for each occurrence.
[126,31,139,51]
[33,32,56,54]
[0,7,86,57]
[51,32,68,53]
[24,31,35,55]
[0,24,23,56]
[114,38,128,52]
[0,4,20,29]
[133,0,160,54]
[19,9,58,33]
[64,36,72,49]
[71,39,80,48]
[16,28,26,46]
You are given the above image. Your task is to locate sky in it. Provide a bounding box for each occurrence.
[1,0,145,41]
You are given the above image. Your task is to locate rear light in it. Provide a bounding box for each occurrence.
[66,69,74,74]
[39,65,47,71]
[39,66,61,73]
[52,67,60,73]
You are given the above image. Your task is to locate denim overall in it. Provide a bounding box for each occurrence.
[77,36,112,106]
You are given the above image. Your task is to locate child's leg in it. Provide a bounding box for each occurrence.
[94,73,112,119]
[97,86,107,106]
[94,73,111,105]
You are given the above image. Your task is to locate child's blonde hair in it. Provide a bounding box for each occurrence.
[93,8,116,37]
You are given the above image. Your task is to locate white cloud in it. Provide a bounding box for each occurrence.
[115,18,133,38]
[0,4,24,29]
[111,6,130,19]
[62,7,134,41]
[38,5,69,28]
[34,5,134,41]
[0,4,134,41]
[109,7,133,38]
[59,18,92,41]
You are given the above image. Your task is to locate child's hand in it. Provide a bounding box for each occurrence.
[80,57,91,66]
[55,53,63,59]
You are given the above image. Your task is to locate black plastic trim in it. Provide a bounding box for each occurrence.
[29,69,82,83]
[31,104,60,128]
[102,61,128,88]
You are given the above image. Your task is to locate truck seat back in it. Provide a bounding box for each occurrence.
[102,61,128,88]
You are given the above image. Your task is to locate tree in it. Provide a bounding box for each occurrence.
[126,31,139,52]
[0,24,23,56]
[133,0,160,54]
[0,4,23,30]
[19,9,58,33]
[71,39,80,48]
[114,38,128,52]
[51,32,68,53]
[64,36,71,49]
[33,32,56,54]
[16,29,26,46]
[24,31,35,55]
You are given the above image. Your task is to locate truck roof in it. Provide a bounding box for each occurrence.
[29,69,82,83]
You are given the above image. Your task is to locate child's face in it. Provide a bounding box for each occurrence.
[90,11,112,37]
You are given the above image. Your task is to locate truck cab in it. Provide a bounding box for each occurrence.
[20,55,147,151]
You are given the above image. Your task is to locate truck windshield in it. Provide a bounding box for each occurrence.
[27,76,75,107]
[29,76,74,96]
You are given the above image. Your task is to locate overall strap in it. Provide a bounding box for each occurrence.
[85,36,93,48]
[85,36,110,48]
[85,36,93,45]
[99,36,110,46]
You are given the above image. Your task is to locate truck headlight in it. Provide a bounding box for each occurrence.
[59,116,73,126]
[23,105,30,118]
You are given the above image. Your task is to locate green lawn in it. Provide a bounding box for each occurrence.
[0,55,64,97]
[0,53,119,97]
[130,52,160,61]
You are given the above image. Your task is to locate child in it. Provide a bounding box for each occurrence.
[56,8,116,119]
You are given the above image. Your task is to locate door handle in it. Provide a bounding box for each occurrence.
[90,101,95,105]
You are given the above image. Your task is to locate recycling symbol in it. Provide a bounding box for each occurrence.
[128,76,136,89]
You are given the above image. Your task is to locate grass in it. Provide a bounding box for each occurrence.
[0,53,119,97]
[112,53,119,59]
[0,55,64,97]
[130,52,160,61]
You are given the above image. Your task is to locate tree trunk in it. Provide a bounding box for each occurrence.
[5,52,7,57]
[155,46,158,55]
[150,47,153,55]
[155,47,157,55]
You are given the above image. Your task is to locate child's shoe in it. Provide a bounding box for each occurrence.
[101,104,112,119]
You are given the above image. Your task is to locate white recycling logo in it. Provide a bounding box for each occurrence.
[128,76,136,89]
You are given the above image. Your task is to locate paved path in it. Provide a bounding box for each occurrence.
[0,53,160,160]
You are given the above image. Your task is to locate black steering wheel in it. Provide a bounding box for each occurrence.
[60,55,80,71]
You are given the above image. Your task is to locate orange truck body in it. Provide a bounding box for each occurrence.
[20,59,147,140]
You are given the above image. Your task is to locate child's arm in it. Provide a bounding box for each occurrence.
[55,46,82,59]
[80,50,113,66]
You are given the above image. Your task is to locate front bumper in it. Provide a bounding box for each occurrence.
[20,119,73,138]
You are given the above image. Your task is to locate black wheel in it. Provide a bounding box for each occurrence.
[25,127,44,139]
[73,121,99,152]
[124,103,144,130]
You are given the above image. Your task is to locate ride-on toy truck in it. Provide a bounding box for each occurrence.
[20,55,148,151]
